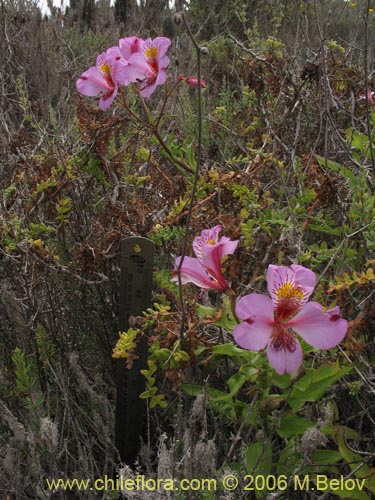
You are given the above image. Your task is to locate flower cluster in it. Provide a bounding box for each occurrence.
[76,35,206,110]
[173,226,348,375]
[76,36,171,109]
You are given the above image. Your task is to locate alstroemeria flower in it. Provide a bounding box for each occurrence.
[176,74,207,88]
[119,35,143,60]
[76,47,128,110]
[233,265,347,375]
[121,37,171,98]
[172,225,238,291]
[359,88,375,111]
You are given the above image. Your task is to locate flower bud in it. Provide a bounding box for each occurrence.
[185,77,207,88]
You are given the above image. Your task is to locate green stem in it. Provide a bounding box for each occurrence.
[139,94,195,175]
[227,288,239,323]
[151,125,195,175]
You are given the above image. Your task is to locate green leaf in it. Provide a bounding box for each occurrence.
[311,475,372,500]
[308,224,342,236]
[196,304,216,318]
[227,372,248,394]
[211,343,250,358]
[277,414,314,438]
[328,490,371,500]
[181,384,203,396]
[287,362,352,411]
[315,154,356,180]
[333,426,375,491]
[246,441,273,477]
[273,372,291,389]
[311,449,342,466]
[149,395,168,409]
[4,184,17,198]
[276,438,300,475]
[293,370,314,391]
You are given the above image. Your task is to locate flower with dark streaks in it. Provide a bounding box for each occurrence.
[233,264,347,374]
[172,225,238,292]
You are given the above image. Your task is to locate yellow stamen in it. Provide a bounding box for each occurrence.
[99,63,111,75]
[207,239,216,245]
[144,46,158,59]
[276,281,305,301]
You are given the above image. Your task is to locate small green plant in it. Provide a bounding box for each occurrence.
[12,347,44,415]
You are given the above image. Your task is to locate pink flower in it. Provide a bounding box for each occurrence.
[172,225,238,291]
[359,88,375,110]
[359,88,375,100]
[185,77,207,88]
[76,47,128,110]
[121,37,171,98]
[233,265,347,375]
[119,36,143,60]
[176,74,207,88]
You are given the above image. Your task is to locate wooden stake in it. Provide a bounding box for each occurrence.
[115,237,155,465]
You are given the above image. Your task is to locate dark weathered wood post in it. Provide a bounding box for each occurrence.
[115,237,155,465]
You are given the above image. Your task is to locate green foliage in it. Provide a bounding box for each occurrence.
[55,197,72,223]
[153,268,179,295]
[4,183,17,198]
[148,224,186,247]
[16,73,34,126]
[329,264,375,292]
[3,8,375,498]
[112,328,140,360]
[285,362,353,412]
[35,324,57,367]
[76,151,110,187]
[26,223,56,239]
[140,358,168,408]
[156,132,197,173]
[12,347,44,413]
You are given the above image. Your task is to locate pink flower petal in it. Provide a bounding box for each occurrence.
[287,302,347,349]
[156,68,168,86]
[266,264,316,312]
[172,256,225,291]
[267,265,295,303]
[236,293,274,321]
[200,244,229,289]
[119,36,143,60]
[151,36,171,58]
[185,77,207,88]
[291,264,316,295]
[99,85,118,110]
[121,37,171,98]
[140,82,158,98]
[233,322,270,351]
[198,236,238,275]
[140,68,167,98]
[219,237,239,258]
[159,55,170,70]
[267,338,303,375]
[193,225,221,259]
[234,294,274,350]
[76,66,111,96]
[122,52,150,83]
[103,46,122,64]
[113,60,130,86]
